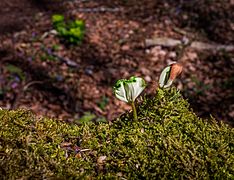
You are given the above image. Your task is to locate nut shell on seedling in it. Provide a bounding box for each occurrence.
[159,62,183,88]
[170,63,183,81]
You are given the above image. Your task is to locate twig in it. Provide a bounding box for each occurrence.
[23,81,43,91]
[145,38,181,47]
[41,46,79,68]
[173,27,188,36]
[76,7,122,13]
[51,53,79,68]
[80,149,91,152]
[191,42,234,51]
[145,37,234,52]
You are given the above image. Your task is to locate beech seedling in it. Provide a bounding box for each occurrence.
[113,76,146,120]
[159,62,183,88]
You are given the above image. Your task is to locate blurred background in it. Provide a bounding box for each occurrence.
[0,0,233,125]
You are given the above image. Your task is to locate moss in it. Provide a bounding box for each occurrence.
[0,88,233,179]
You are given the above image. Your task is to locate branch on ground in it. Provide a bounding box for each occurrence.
[145,37,234,52]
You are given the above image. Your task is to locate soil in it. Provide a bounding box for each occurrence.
[0,0,233,125]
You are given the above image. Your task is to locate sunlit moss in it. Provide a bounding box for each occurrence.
[0,88,233,179]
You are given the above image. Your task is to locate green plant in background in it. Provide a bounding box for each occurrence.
[52,44,61,51]
[52,14,85,44]
[113,76,146,121]
[40,53,57,62]
[98,96,109,111]
[75,112,107,124]
[6,64,25,81]
[159,62,183,88]
[76,112,96,124]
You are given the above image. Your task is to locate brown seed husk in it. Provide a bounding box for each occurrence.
[169,63,183,80]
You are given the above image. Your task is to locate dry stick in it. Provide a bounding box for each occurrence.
[40,46,79,68]
[191,42,234,51]
[76,7,122,13]
[145,38,234,52]
[23,81,44,91]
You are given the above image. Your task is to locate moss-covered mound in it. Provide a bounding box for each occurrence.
[0,88,233,179]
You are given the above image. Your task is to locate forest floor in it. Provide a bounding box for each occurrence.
[0,0,233,125]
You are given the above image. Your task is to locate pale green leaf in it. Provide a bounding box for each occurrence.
[114,80,128,103]
[159,66,171,88]
[113,77,146,103]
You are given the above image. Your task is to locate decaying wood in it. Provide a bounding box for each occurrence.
[145,37,234,52]
[191,41,234,51]
[145,38,181,47]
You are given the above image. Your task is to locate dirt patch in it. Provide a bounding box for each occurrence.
[176,0,234,43]
[0,0,64,36]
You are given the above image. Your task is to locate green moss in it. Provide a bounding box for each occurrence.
[0,88,233,179]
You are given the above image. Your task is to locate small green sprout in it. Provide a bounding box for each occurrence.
[113,76,146,120]
[52,14,85,44]
[159,62,183,88]
[52,14,64,25]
